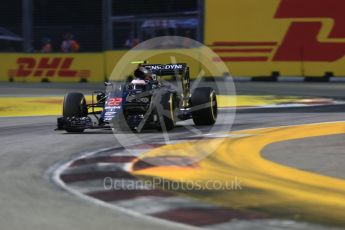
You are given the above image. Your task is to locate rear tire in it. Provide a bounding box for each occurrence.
[157,92,177,131]
[63,92,87,133]
[191,87,217,126]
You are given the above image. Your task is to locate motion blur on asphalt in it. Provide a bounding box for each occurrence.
[1,1,345,230]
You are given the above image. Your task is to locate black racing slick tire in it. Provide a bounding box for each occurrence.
[157,92,177,131]
[191,87,218,126]
[63,92,88,133]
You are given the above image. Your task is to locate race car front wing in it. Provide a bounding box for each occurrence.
[56,116,93,130]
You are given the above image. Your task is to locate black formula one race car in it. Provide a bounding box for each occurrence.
[56,62,218,133]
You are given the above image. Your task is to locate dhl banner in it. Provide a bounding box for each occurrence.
[0,51,203,83]
[205,0,345,77]
[104,50,126,80]
[0,53,104,82]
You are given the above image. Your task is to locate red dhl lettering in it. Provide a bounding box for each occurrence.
[274,0,345,62]
[213,0,345,62]
[10,57,90,78]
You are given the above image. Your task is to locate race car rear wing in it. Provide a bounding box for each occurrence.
[142,63,190,108]
[141,63,188,76]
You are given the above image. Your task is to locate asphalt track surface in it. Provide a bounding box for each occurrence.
[1,81,345,230]
[3,80,345,97]
[263,133,345,180]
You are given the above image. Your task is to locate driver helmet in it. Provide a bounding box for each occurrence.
[134,67,152,80]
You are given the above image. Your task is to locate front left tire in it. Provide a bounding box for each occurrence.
[63,92,88,133]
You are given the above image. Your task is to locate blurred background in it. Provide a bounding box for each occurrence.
[0,0,200,52]
[0,0,344,82]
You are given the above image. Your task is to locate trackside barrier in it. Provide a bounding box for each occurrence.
[3,0,345,81]
[0,49,211,83]
[0,53,104,83]
[205,0,345,78]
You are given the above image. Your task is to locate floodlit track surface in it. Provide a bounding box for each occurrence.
[1,82,345,229]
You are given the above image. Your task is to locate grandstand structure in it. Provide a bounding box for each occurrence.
[1,0,200,52]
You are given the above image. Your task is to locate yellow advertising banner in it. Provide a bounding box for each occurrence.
[104,50,126,80]
[205,0,345,77]
[0,53,104,82]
